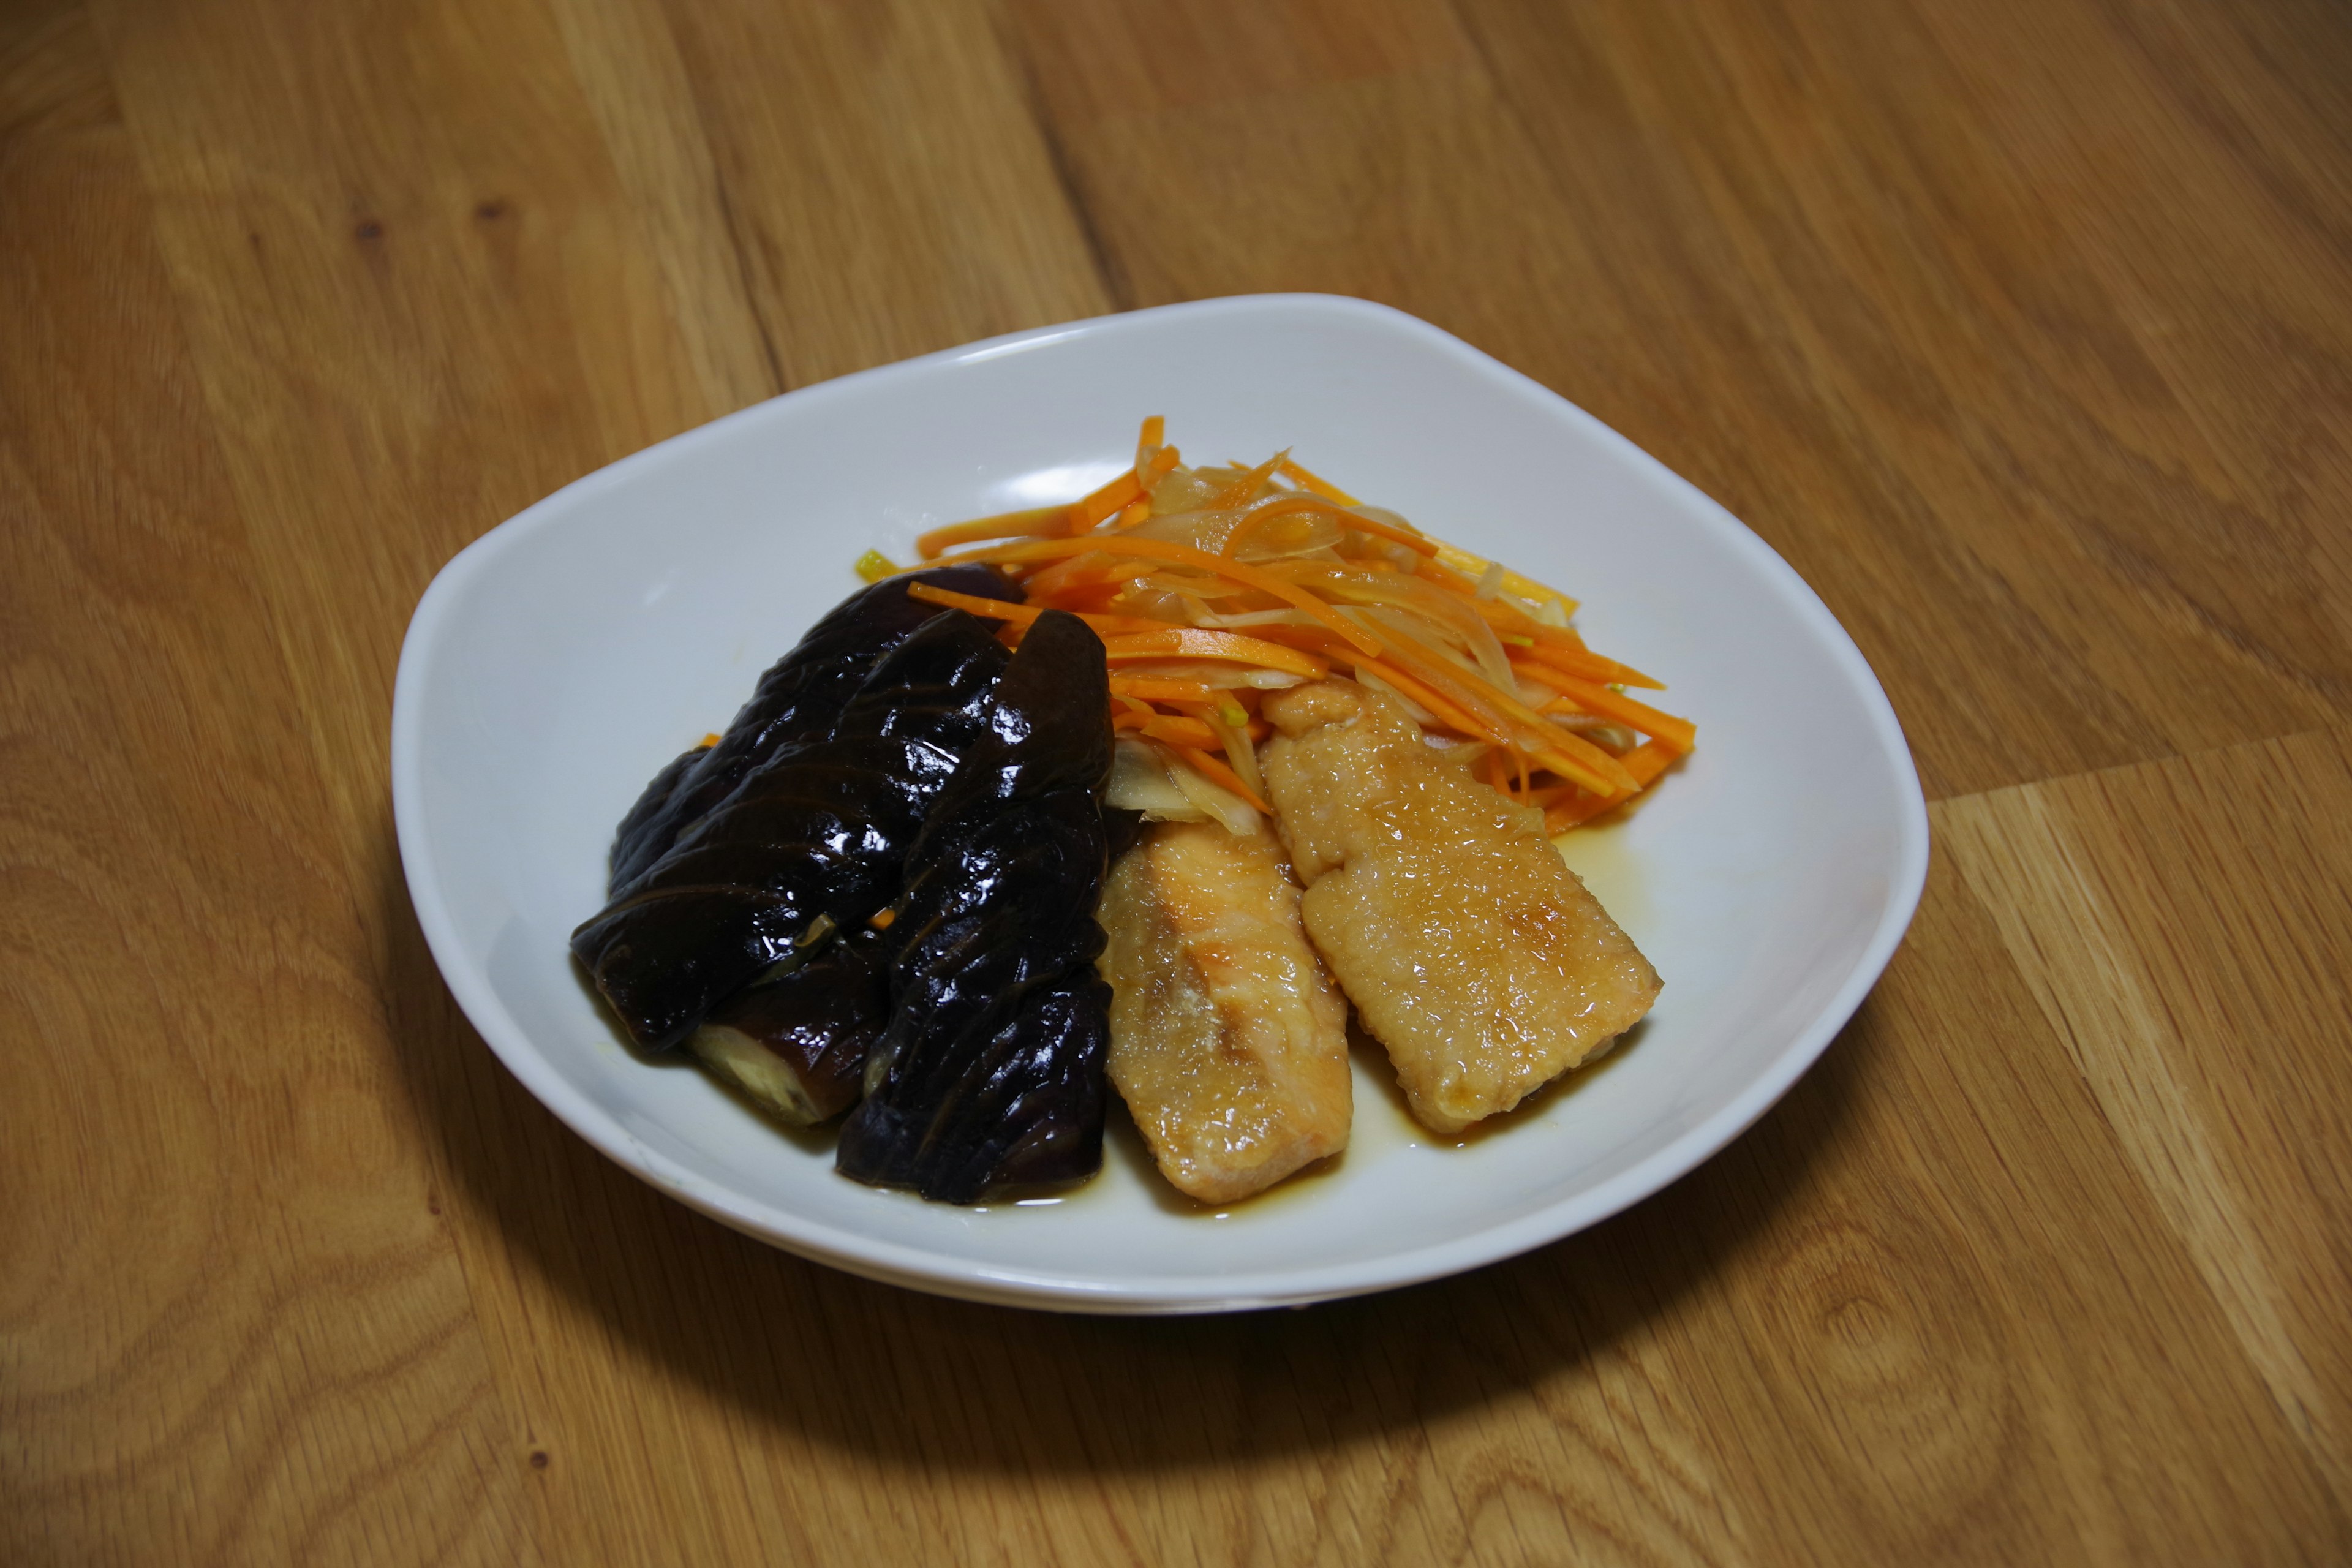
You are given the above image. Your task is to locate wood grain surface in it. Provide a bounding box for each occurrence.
[5,0,2348,1561]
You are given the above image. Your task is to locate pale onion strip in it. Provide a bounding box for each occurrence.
[1162,746,1261,835]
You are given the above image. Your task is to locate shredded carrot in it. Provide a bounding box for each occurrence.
[1368,619,1639,796]
[1347,654,1503,744]
[1208,450,1286,509]
[1516,641,1665,691]
[1541,741,1679,830]
[924,536,1382,655]
[869,907,897,931]
[892,423,1688,832]
[1140,714,1221,748]
[1111,676,1218,704]
[914,506,1066,560]
[1340,510,1439,558]
[1621,737,1678,786]
[1433,545,1578,616]
[1544,792,1612,832]
[1099,627,1329,679]
[699,732,722,748]
[1219,492,1437,561]
[1276,456,1360,507]
[1068,447,1180,534]
[905,581,1169,636]
[1172,745,1272,813]
[1483,747,1511,799]
[1525,668,1697,752]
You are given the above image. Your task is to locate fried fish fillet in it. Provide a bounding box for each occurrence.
[1262,680,1660,1134]
[1097,820,1352,1203]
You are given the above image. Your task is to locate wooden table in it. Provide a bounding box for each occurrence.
[7,0,2349,1561]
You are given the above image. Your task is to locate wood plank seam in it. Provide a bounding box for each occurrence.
[1934,727,2352,1507]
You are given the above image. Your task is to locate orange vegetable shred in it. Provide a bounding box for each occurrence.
[880,423,1689,831]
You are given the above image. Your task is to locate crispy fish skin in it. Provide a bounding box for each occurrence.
[1262,680,1660,1135]
[1099,821,1351,1204]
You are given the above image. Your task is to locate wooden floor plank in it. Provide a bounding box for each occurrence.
[1940,725,2352,1517]
[654,0,1113,388]
[0,7,540,1562]
[1005,0,2352,801]
[1643,827,2350,1563]
[9,0,2350,1561]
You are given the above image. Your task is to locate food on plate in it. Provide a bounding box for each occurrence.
[1097,818,1351,1202]
[608,739,713,894]
[892,420,1684,1142]
[582,418,1684,1204]
[606,565,1018,892]
[573,606,1012,1051]
[690,925,889,1125]
[836,611,1116,1202]
[1261,679,1661,1133]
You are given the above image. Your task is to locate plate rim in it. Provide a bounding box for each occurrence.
[391,292,1932,1314]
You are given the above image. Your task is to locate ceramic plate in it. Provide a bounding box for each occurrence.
[391,294,1929,1313]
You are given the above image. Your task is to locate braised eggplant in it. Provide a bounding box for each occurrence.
[608,565,1018,894]
[835,611,1115,1203]
[609,741,712,891]
[689,926,889,1125]
[572,608,1011,1052]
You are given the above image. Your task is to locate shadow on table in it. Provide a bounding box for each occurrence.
[375,809,1869,1476]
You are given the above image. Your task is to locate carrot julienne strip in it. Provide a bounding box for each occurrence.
[1540,741,1679,831]
[1431,545,1578,616]
[1111,676,1218,704]
[925,536,1382,654]
[1208,450,1285,509]
[1344,654,1501,743]
[903,581,1170,636]
[1515,641,1665,690]
[1068,447,1182,533]
[1140,714,1221,748]
[1521,666,1696,752]
[1275,456,1360,507]
[1099,627,1330,679]
[1336,509,1439,557]
[1172,744,1272,813]
[914,506,1066,560]
[1369,620,1638,795]
[1218,494,1437,560]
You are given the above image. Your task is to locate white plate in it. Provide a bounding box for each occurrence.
[392,294,1928,1313]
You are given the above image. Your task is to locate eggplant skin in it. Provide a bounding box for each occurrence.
[610,742,711,886]
[836,611,1115,1204]
[572,608,1010,1052]
[608,565,1018,895]
[840,973,1112,1202]
[690,928,888,1125]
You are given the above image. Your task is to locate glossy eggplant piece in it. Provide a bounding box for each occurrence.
[836,611,1115,1203]
[572,609,1010,1052]
[689,927,889,1125]
[610,741,712,889]
[608,565,1018,894]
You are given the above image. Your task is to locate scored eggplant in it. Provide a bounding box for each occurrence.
[572,607,1011,1052]
[690,925,890,1125]
[608,565,1019,894]
[836,610,1116,1204]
